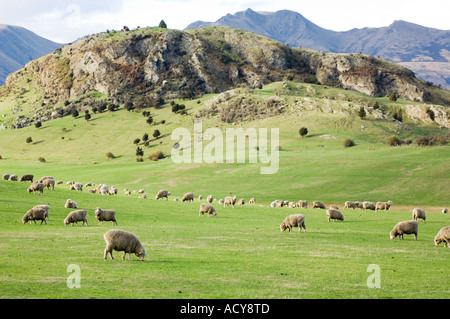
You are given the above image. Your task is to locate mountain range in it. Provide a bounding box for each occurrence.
[186,8,450,89]
[0,24,62,85]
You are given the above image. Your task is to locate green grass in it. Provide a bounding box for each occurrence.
[0,82,449,299]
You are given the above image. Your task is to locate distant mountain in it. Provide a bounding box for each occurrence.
[0,24,62,85]
[186,9,450,89]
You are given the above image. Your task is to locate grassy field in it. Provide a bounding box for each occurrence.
[0,82,449,299]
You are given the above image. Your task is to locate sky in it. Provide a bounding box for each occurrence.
[0,0,448,43]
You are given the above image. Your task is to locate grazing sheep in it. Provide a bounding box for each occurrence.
[362,201,376,211]
[124,190,131,196]
[138,189,145,194]
[85,182,95,187]
[270,201,277,208]
[109,186,118,195]
[238,198,245,206]
[313,201,326,209]
[27,182,44,195]
[32,205,50,222]
[326,209,345,222]
[249,198,255,204]
[66,181,74,186]
[181,192,194,203]
[207,195,214,203]
[218,199,224,205]
[344,201,357,209]
[355,201,364,209]
[390,221,419,240]
[139,194,147,199]
[103,229,146,261]
[173,198,179,202]
[56,180,63,185]
[288,202,297,208]
[375,201,393,212]
[42,178,55,191]
[434,226,450,248]
[199,203,218,217]
[412,208,426,222]
[70,182,83,191]
[224,195,237,208]
[88,189,96,193]
[22,207,48,224]
[283,200,290,206]
[280,214,306,233]
[95,207,117,225]
[8,174,18,181]
[65,199,78,209]
[2,174,10,180]
[329,205,339,210]
[39,176,54,183]
[276,200,284,208]
[442,208,448,214]
[155,189,171,200]
[99,184,109,195]
[19,174,34,183]
[198,195,203,201]
[64,210,88,226]
[298,200,308,208]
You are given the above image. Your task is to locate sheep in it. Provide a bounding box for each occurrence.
[283,200,290,207]
[8,174,18,181]
[27,182,44,195]
[355,201,364,209]
[218,199,224,205]
[442,208,448,214]
[99,184,109,195]
[412,208,426,222]
[329,205,339,210]
[390,221,419,240]
[95,207,117,225]
[434,226,450,248]
[270,201,277,208]
[124,190,131,196]
[238,198,245,206]
[288,202,297,208]
[173,198,179,202]
[42,178,55,191]
[344,201,357,209]
[39,176,54,183]
[139,194,147,199]
[32,205,50,222]
[70,182,83,192]
[313,201,326,209]
[249,198,255,204]
[181,192,194,203]
[103,229,146,261]
[155,189,171,200]
[22,207,48,225]
[280,214,306,233]
[363,201,376,211]
[298,200,308,208]
[198,195,203,201]
[65,199,78,209]
[199,203,218,217]
[224,195,237,208]
[88,189,96,193]
[64,210,88,226]
[19,174,34,183]
[56,180,63,185]
[2,174,10,180]
[85,182,95,187]
[275,200,284,208]
[207,195,214,203]
[326,209,345,222]
[66,181,74,186]
[375,201,393,212]
[138,189,145,194]
[109,186,117,195]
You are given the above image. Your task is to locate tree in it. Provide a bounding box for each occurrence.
[136,147,144,157]
[84,113,91,121]
[142,133,149,142]
[26,137,33,144]
[71,109,79,118]
[358,106,366,119]
[153,129,161,139]
[34,121,42,129]
[159,20,167,28]
[133,138,141,145]
[299,127,308,138]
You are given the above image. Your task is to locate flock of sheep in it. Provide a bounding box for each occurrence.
[4,172,450,262]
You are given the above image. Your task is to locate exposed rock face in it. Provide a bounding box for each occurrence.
[1,27,448,107]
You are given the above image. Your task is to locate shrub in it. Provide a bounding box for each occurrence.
[34,121,42,128]
[392,108,403,122]
[38,157,46,163]
[358,106,366,119]
[425,108,435,121]
[415,136,432,147]
[299,127,308,138]
[149,150,164,161]
[106,152,115,159]
[343,138,355,148]
[133,138,141,145]
[136,147,144,157]
[84,113,91,121]
[26,137,33,144]
[136,156,144,162]
[389,91,398,101]
[142,133,149,142]
[153,129,161,139]
[71,109,79,118]
[386,135,403,146]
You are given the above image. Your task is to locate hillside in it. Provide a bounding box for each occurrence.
[1,26,449,130]
[186,9,450,89]
[0,24,62,85]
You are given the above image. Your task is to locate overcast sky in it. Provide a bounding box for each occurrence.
[0,0,448,43]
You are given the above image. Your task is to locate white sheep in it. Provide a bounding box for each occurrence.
[8,174,18,181]
[138,189,145,194]
[109,186,118,195]
[344,201,357,209]
[238,198,245,206]
[218,199,224,205]
[199,203,218,217]
[434,226,450,248]
[363,201,376,211]
[390,221,419,240]
[155,189,171,200]
[139,194,147,199]
[70,182,83,192]
[64,210,88,226]
[249,198,255,204]
[375,201,393,212]
[27,182,44,195]
[22,207,48,224]
[42,178,55,191]
[2,174,10,180]
[280,214,306,233]
[32,205,50,222]
[181,192,194,203]
[99,184,109,195]
[326,208,344,222]
[207,195,214,203]
[224,195,237,208]
[37,176,53,183]
[198,195,203,201]
[103,229,146,261]
[442,208,448,214]
[412,208,426,222]
[298,200,308,208]
[95,207,117,225]
[65,199,78,209]
[312,201,326,209]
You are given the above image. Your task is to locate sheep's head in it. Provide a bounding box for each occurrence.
[136,247,146,261]
[434,236,442,246]
[389,230,397,239]
[280,222,286,232]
